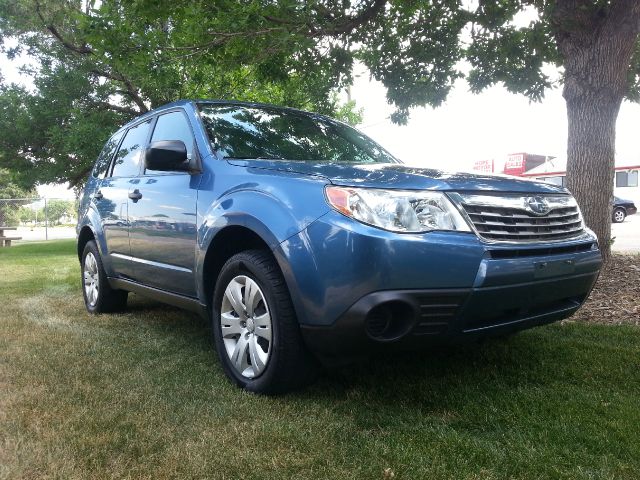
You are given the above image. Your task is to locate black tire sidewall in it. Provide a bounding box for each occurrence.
[82,240,127,314]
[212,254,285,393]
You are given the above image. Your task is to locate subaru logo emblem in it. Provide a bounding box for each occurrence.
[525,196,550,215]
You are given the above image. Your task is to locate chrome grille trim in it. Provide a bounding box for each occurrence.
[450,193,586,243]
[467,210,579,220]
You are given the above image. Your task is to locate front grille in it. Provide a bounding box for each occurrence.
[462,297,584,332]
[457,194,585,242]
[488,242,594,259]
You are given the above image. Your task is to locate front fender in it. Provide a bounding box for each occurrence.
[195,187,330,304]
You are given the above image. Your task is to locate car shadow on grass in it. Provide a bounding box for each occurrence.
[122,293,563,407]
[311,335,554,396]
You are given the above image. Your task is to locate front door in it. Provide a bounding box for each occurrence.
[128,110,200,297]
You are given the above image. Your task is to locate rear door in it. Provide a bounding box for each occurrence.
[127,110,200,296]
[98,119,152,279]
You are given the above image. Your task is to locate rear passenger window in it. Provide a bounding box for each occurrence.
[146,111,194,175]
[111,120,151,178]
[93,132,122,178]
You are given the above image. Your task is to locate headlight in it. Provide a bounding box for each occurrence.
[325,186,471,233]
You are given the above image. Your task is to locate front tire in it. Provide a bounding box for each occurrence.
[212,250,317,394]
[81,240,128,313]
[613,208,626,223]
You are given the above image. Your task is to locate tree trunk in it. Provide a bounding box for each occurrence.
[564,95,619,263]
[553,0,640,263]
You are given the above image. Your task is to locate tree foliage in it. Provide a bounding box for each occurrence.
[0,0,365,188]
[1,0,639,257]
[0,168,35,199]
[44,199,75,225]
[0,168,37,226]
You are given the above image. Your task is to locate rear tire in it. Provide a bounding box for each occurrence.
[212,250,317,394]
[612,208,626,223]
[81,240,128,314]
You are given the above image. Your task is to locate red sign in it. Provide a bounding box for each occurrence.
[504,154,526,176]
[473,159,494,173]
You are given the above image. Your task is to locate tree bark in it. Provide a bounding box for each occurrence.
[564,95,619,261]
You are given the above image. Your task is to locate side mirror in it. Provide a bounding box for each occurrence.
[144,140,189,172]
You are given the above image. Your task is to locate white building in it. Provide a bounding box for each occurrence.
[519,158,640,204]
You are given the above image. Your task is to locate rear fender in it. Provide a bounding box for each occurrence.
[77,205,113,275]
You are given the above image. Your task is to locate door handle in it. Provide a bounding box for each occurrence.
[128,189,142,201]
[92,190,104,200]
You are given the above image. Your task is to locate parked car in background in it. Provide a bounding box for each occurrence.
[77,100,602,394]
[613,196,637,223]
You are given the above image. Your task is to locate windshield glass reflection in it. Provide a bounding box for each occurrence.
[198,104,398,164]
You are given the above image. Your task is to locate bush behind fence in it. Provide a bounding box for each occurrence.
[0,198,78,242]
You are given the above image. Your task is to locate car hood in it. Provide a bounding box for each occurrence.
[227,159,569,194]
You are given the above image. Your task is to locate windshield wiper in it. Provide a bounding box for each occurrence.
[223,155,286,160]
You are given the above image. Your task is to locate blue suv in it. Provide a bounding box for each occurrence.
[77,100,602,393]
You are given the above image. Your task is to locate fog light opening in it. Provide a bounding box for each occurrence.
[364,301,415,341]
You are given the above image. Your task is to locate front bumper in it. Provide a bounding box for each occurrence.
[277,211,602,362]
[300,267,599,363]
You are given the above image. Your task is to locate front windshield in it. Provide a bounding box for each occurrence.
[198,103,398,164]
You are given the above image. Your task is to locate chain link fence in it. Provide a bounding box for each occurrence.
[0,198,78,244]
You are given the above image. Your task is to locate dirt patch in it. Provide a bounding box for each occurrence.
[571,253,640,325]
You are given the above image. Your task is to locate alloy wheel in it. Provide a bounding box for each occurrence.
[220,275,272,378]
[83,252,100,307]
[614,210,625,222]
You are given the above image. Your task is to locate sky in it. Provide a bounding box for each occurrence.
[3,40,640,200]
[350,64,640,173]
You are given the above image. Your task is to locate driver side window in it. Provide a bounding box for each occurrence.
[145,110,194,175]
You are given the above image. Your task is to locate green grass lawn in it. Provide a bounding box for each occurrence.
[1,240,639,479]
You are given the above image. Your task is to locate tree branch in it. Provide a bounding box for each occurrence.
[34,0,93,55]
[89,69,149,113]
[168,1,388,55]
[306,0,387,36]
[94,101,140,116]
[605,0,640,37]
[162,28,286,52]
[262,15,298,26]
[34,0,148,113]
